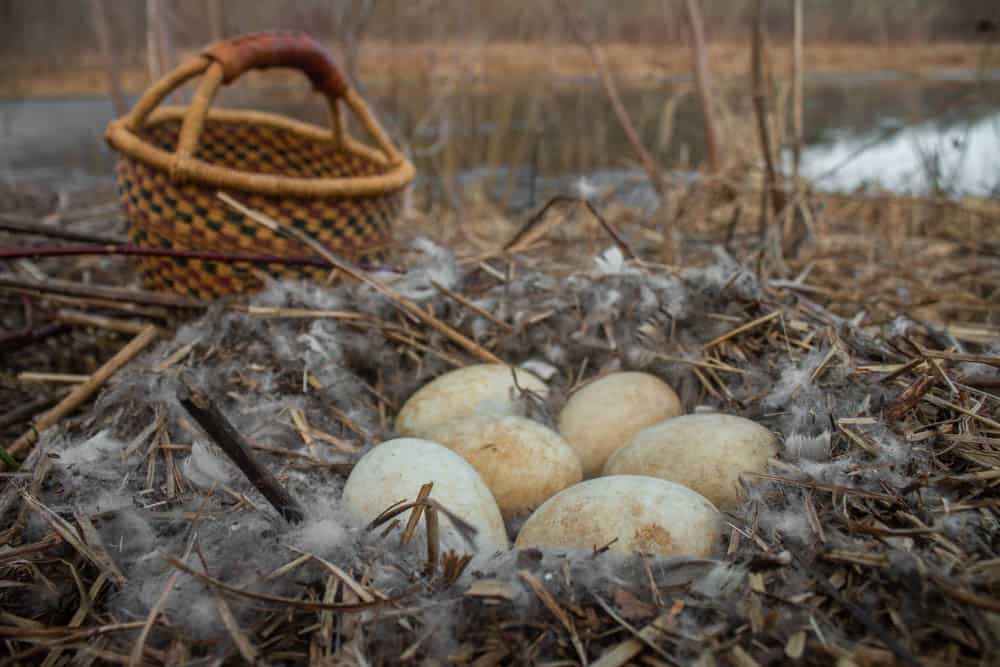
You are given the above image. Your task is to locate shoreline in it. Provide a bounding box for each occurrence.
[2,40,997,98]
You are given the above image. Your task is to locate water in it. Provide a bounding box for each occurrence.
[2,74,999,208]
[794,102,1000,197]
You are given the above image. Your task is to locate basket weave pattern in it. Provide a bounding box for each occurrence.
[117,119,400,298]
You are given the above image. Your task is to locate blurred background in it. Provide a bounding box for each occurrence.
[1,0,998,213]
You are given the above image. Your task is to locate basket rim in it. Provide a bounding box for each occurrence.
[106,106,415,199]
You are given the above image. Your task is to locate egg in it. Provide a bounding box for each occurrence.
[514,475,721,557]
[396,364,548,437]
[342,438,509,552]
[558,372,683,478]
[424,415,583,519]
[603,413,778,509]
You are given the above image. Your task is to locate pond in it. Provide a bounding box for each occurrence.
[2,72,999,210]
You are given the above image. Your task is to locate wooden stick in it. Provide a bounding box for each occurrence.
[557,2,665,200]
[791,0,804,182]
[591,608,677,667]
[920,349,1000,368]
[218,192,502,365]
[751,0,786,228]
[0,275,205,310]
[0,394,62,431]
[502,196,638,260]
[55,309,153,336]
[0,214,125,245]
[0,243,331,268]
[702,310,781,349]
[17,372,90,385]
[431,280,514,333]
[4,325,159,465]
[176,383,305,524]
[683,0,723,174]
[89,0,127,116]
[8,288,171,320]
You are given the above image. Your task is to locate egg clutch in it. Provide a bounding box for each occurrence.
[342,364,778,557]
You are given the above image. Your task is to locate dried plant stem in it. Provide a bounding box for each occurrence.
[751,0,786,230]
[683,0,723,174]
[503,195,638,260]
[0,275,205,310]
[89,0,126,116]
[519,570,587,665]
[3,325,159,466]
[17,372,89,384]
[558,1,665,199]
[0,215,125,245]
[432,280,514,333]
[791,0,804,182]
[129,537,192,667]
[0,243,331,268]
[163,552,392,612]
[218,191,502,365]
[177,382,306,524]
[702,310,781,349]
[54,309,152,335]
[591,601,678,667]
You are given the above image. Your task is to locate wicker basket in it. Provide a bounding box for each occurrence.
[104,31,415,299]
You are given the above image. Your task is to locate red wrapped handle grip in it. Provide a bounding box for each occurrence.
[203,31,349,98]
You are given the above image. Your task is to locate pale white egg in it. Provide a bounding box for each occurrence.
[396,364,548,437]
[342,438,508,552]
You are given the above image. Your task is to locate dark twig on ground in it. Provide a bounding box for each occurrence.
[0,214,126,245]
[177,381,306,524]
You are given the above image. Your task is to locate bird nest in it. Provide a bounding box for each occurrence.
[1,193,999,666]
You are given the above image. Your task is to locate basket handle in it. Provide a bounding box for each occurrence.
[132,31,406,180]
[203,31,349,100]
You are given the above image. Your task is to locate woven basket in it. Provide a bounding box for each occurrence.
[105,31,415,299]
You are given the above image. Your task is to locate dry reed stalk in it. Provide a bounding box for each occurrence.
[431,280,514,333]
[3,324,159,465]
[162,555,395,613]
[751,0,786,234]
[16,372,89,384]
[54,309,153,335]
[0,275,205,310]
[503,195,638,260]
[0,215,125,245]
[219,191,502,365]
[519,570,588,665]
[683,0,724,174]
[791,0,804,182]
[557,1,666,200]
[88,0,126,116]
[0,243,333,269]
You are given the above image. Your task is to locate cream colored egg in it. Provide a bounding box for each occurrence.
[424,415,583,519]
[558,372,683,478]
[396,364,548,438]
[603,413,778,510]
[342,438,509,551]
[514,475,721,557]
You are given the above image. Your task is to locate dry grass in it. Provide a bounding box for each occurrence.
[0,174,998,663]
[2,40,994,98]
